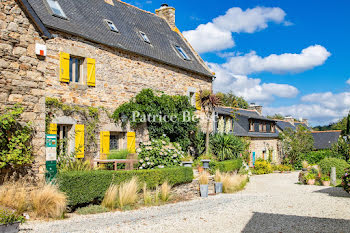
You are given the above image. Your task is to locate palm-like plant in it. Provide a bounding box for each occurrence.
[210,134,245,161]
[196,90,221,156]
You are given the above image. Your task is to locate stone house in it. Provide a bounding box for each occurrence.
[0,0,214,175]
[214,105,283,166]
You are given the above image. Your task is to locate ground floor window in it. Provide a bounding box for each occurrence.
[110,132,125,151]
[57,124,72,155]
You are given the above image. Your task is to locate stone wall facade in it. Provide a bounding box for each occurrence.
[249,137,283,165]
[1,0,213,169]
[0,0,47,175]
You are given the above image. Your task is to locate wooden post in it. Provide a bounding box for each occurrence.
[331,167,336,186]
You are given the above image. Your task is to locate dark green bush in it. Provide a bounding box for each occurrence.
[210,134,247,161]
[209,159,242,174]
[58,167,193,207]
[302,150,334,164]
[318,158,349,178]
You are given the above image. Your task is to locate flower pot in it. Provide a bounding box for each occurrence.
[322,180,330,186]
[182,161,193,168]
[201,160,211,169]
[200,184,208,197]
[215,182,223,194]
[307,179,315,185]
[0,222,20,233]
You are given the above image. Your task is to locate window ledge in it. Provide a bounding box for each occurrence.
[69,83,88,90]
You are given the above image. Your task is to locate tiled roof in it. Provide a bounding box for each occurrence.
[311,131,341,150]
[23,0,213,77]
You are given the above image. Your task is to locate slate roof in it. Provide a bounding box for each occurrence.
[276,120,296,131]
[311,131,341,150]
[23,0,213,77]
[215,107,279,138]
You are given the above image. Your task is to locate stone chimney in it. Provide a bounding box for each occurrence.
[156,4,176,29]
[284,116,295,125]
[299,117,309,126]
[248,103,262,115]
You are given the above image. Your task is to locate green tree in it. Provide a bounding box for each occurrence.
[197,90,221,156]
[0,105,33,169]
[331,137,350,162]
[216,92,249,109]
[280,125,314,166]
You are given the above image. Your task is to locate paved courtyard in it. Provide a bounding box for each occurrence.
[21,172,350,233]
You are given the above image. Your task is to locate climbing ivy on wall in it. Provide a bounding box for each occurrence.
[112,89,199,150]
[45,97,101,149]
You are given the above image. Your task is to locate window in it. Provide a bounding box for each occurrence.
[139,31,150,43]
[271,123,276,133]
[189,91,195,106]
[259,122,263,132]
[249,120,254,132]
[47,0,67,18]
[57,125,71,155]
[262,122,267,132]
[110,133,125,151]
[175,45,190,60]
[105,20,119,32]
[69,56,84,83]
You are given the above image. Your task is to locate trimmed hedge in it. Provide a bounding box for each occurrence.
[209,159,242,174]
[58,167,193,207]
[318,158,349,178]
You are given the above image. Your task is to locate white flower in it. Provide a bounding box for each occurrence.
[151,162,154,165]
[158,165,164,168]
[136,148,142,153]
[139,167,143,170]
[142,163,146,167]
[145,157,149,161]
[147,162,150,165]
[139,159,144,163]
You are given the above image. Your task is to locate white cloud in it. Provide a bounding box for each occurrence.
[264,92,350,125]
[347,78,350,85]
[222,45,331,75]
[183,7,288,54]
[210,63,299,103]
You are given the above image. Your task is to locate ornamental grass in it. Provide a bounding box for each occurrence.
[160,181,171,202]
[222,174,248,193]
[198,171,209,185]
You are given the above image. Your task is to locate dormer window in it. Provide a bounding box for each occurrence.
[47,0,67,18]
[249,120,254,132]
[271,123,276,133]
[105,20,119,32]
[139,31,150,43]
[175,45,190,60]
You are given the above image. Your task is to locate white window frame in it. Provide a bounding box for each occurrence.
[46,0,67,18]
[139,31,150,43]
[175,45,190,60]
[105,20,119,33]
[187,87,196,107]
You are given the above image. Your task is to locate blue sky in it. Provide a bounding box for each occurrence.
[125,0,349,126]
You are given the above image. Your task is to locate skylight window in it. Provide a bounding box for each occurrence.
[47,0,67,18]
[105,20,119,33]
[175,45,190,60]
[139,31,150,43]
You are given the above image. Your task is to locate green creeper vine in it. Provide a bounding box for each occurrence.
[45,97,101,148]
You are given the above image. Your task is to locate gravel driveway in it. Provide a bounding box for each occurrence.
[20,172,350,233]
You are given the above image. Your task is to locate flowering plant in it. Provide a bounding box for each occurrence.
[137,136,184,169]
[342,168,350,193]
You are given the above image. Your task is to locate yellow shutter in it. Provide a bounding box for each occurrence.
[127,132,136,153]
[100,131,110,159]
[48,123,57,134]
[195,92,202,110]
[75,124,84,158]
[87,58,96,87]
[59,52,70,83]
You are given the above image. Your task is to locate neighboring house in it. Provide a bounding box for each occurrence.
[214,105,283,166]
[0,0,213,174]
[311,130,342,150]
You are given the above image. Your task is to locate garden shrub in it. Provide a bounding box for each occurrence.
[318,158,349,178]
[75,205,108,215]
[107,149,129,170]
[273,164,292,172]
[209,159,242,174]
[0,209,25,224]
[210,134,247,161]
[342,168,350,193]
[301,150,334,165]
[137,136,184,169]
[0,105,33,169]
[58,167,193,207]
[253,159,273,175]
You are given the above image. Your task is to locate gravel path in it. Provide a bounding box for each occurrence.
[20,172,350,233]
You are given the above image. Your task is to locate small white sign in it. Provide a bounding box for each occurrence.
[35,43,47,56]
[46,147,57,161]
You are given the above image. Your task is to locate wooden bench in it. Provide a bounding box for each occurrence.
[94,159,138,171]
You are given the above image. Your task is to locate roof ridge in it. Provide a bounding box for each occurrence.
[311,130,342,133]
[218,106,257,112]
[115,0,157,16]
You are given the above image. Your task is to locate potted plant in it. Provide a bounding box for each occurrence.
[304,173,316,185]
[302,160,309,171]
[321,176,330,186]
[181,155,193,168]
[198,172,209,197]
[0,209,25,233]
[200,155,211,170]
[214,170,223,194]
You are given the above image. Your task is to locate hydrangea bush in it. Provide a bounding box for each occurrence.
[342,168,350,193]
[137,136,185,169]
